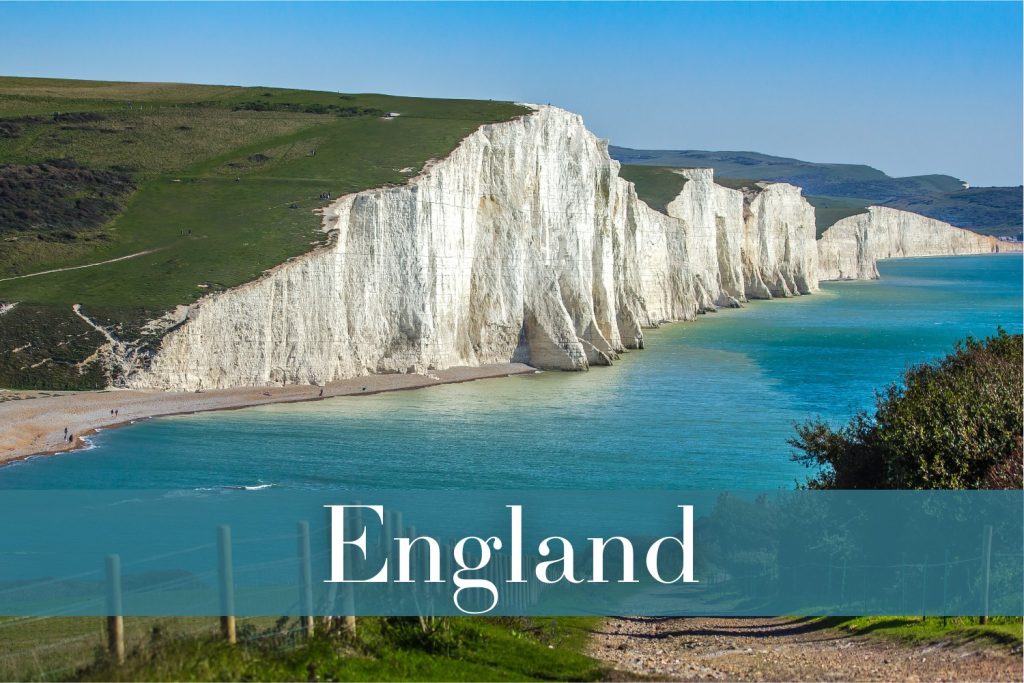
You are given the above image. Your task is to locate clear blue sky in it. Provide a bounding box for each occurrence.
[1,2,1021,186]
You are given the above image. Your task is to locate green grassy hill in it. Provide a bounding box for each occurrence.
[804,196,871,237]
[0,77,526,389]
[617,165,690,214]
[611,146,1022,237]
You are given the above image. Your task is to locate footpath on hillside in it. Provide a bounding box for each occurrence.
[589,616,1020,681]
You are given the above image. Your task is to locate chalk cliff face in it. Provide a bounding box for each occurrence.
[817,206,1021,281]
[126,106,824,391]
[742,183,819,298]
[648,171,819,308]
[663,169,745,308]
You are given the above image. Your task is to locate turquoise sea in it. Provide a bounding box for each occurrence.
[2,254,1020,490]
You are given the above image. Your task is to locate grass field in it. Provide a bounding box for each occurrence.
[0,616,604,682]
[2,614,1017,682]
[810,616,1023,649]
[0,77,526,389]
[710,175,759,192]
[805,195,871,237]
[617,164,690,214]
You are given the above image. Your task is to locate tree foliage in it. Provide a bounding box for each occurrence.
[791,330,1023,489]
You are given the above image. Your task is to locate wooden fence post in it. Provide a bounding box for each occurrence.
[321,505,338,628]
[532,557,540,602]
[382,511,395,599]
[297,521,314,638]
[900,552,907,615]
[341,505,359,635]
[217,525,236,644]
[105,554,125,665]
[840,558,847,609]
[826,552,833,599]
[443,542,454,609]
[920,556,928,621]
[942,549,950,625]
[980,525,993,625]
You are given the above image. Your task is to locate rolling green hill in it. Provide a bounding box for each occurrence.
[0,77,526,389]
[611,146,1022,237]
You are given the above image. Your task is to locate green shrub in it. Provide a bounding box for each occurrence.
[791,330,1023,489]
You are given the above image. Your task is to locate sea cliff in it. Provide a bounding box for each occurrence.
[818,206,1021,281]
[122,106,1014,391]
[126,106,818,390]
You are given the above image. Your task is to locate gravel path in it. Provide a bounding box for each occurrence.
[0,248,159,282]
[589,617,1021,682]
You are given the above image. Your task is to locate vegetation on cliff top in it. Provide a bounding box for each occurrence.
[617,164,689,214]
[620,165,874,236]
[0,76,526,389]
[790,330,1023,490]
[611,145,1022,238]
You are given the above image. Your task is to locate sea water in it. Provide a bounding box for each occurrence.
[2,255,1020,490]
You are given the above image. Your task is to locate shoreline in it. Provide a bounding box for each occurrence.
[3,254,1016,469]
[0,363,537,466]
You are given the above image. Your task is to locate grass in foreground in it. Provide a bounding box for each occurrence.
[0,616,604,682]
[3,614,1019,681]
[808,616,1023,649]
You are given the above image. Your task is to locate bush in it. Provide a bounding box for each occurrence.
[791,330,1023,489]
[0,159,134,236]
[52,112,106,123]
[231,101,385,117]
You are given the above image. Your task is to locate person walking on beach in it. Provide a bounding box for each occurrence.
[63,426,68,438]
[319,387,324,398]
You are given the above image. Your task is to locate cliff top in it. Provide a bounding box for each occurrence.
[617,165,690,214]
[0,76,527,389]
[610,145,1021,238]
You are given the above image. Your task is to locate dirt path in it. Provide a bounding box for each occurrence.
[0,249,159,282]
[589,617,1021,682]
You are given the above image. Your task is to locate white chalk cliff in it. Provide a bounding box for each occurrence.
[122,106,1014,392]
[817,206,1021,281]
[125,106,821,391]
[740,183,818,298]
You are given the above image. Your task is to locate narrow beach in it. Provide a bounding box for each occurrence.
[0,363,536,465]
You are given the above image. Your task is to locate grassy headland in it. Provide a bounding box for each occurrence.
[0,77,526,389]
[805,195,871,236]
[610,145,1022,238]
[617,164,689,214]
[619,165,872,237]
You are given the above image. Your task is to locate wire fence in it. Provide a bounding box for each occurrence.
[0,509,1017,681]
[0,513,553,682]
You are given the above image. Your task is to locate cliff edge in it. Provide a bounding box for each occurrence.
[818,206,1022,281]
[126,106,818,391]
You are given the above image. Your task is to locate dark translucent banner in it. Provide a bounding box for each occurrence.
[1,490,1020,616]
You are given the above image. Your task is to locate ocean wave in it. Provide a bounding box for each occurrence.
[72,436,97,452]
[192,483,276,492]
[240,483,274,491]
